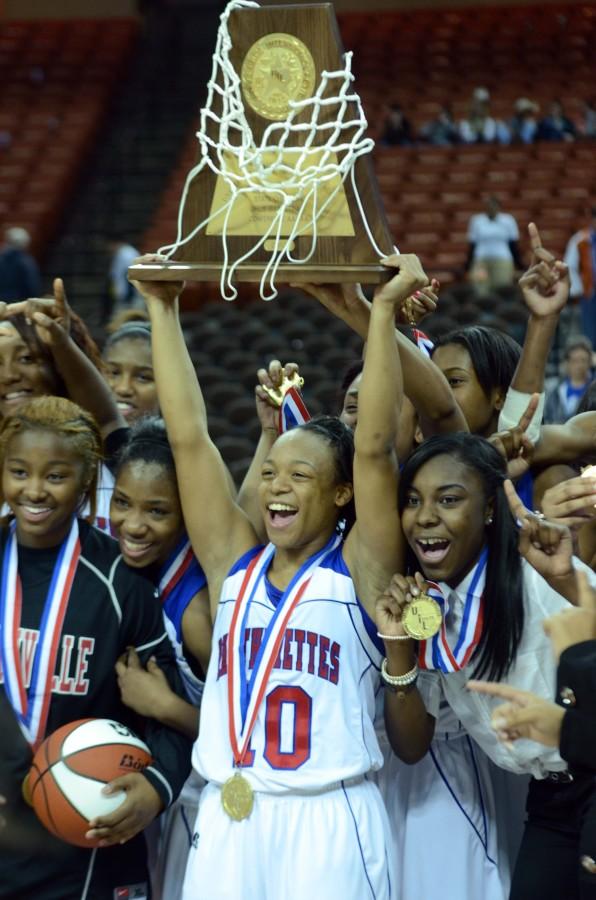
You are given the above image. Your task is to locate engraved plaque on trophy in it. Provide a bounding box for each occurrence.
[130,2,394,296]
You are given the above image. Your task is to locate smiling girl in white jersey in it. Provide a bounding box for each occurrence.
[133,254,435,900]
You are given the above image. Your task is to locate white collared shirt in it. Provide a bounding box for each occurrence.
[418,556,596,778]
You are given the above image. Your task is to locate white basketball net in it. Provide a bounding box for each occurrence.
[158,0,386,301]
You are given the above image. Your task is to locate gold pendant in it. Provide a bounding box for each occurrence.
[221,771,254,821]
[261,372,305,408]
[401,593,443,640]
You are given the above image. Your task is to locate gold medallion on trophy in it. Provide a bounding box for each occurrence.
[241,33,316,121]
[401,594,443,641]
[221,771,254,821]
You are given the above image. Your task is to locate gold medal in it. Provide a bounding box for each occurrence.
[401,593,443,640]
[221,771,254,821]
[261,372,305,408]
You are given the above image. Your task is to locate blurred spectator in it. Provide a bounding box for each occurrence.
[0,227,42,301]
[578,100,596,139]
[459,88,510,144]
[536,101,576,142]
[420,105,459,146]
[104,235,145,324]
[510,97,539,144]
[379,103,413,146]
[564,208,596,347]
[0,130,12,152]
[544,336,594,423]
[465,197,524,292]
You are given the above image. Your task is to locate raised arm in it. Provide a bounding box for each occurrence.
[129,260,256,591]
[5,280,126,439]
[498,224,569,442]
[236,359,301,542]
[344,255,428,614]
[297,280,466,438]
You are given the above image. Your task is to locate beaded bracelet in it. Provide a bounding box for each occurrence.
[377,631,412,642]
[381,657,418,687]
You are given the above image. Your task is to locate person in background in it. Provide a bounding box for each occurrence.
[0,227,42,302]
[465,197,524,292]
[379,103,413,146]
[510,98,539,144]
[544,336,594,424]
[578,99,596,139]
[537,100,576,142]
[420,104,459,146]
[105,235,145,324]
[564,207,596,348]
[459,88,509,145]
[102,321,158,423]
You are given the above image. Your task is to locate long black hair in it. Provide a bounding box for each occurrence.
[300,415,356,533]
[114,416,176,479]
[398,432,524,681]
[432,325,521,398]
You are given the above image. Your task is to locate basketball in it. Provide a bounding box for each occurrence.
[26,718,152,848]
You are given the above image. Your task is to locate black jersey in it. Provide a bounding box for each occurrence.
[0,519,192,899]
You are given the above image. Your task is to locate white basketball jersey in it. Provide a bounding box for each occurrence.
[194,543,383,793]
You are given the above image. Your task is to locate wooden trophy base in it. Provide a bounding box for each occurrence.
[131,3,394,289]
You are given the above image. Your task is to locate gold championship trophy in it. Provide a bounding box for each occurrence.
[129,0,395,300]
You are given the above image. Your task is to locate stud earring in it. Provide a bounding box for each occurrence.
[486,516,493,525]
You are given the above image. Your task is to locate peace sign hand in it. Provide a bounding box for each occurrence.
[519,222,569,318]
[504,478,574,579]
[488,393,538,480]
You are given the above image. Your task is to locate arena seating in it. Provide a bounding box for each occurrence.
[0,18,138,255]
[142,3,596,288]
[179,293,365,482]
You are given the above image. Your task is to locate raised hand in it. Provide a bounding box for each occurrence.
[398,278,439,326]
[466,681,564,748]
[504,478,574,579]
[543,569,596,660]
[374,254,429,309]
[541,474,596,530]
[488,393,538,479]
[376,572,429,641]
[128,253,184,306]
[254,359,300,432]
[4,277,72,347]
[519,222,569,318]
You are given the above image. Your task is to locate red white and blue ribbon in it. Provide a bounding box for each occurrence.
[418,547,487,674]
[412,328,434,359]
[278,386,311,434]
[159,537,196,601]
[227,533,341,766]
[0,519,81,747]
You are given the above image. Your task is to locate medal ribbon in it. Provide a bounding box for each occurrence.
[418,547,487,673]
[0,519,81,748]
[278,386,311,435]
[227,533,341,767]
[159,537,195,600]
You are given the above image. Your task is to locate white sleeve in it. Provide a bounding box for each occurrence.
[564,233,583,298]
[507,214,520,241]
[467,214,479,242]
[498,386,545,445]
